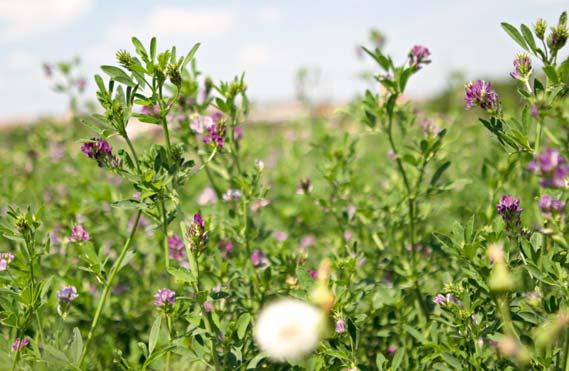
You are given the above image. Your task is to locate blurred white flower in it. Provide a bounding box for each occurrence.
[223,189,242,202]
[254,298,323,361]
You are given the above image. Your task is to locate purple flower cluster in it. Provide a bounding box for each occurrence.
[250,249,267,267]
[219,239,234,257]
[510,53,532,81]
[168,234,186,262]
[409,45,431,67]
[11,338,29,352]
[0,252,15,271]
[154,288,176,307]
[141,105,160,117]
[81,138,115,167]
[528,148,569,188]
[57,286,78,304]
[464,80,500,113]
[70,225,90,242]
[433,293,460,306]
[497,195,527,239]
[203,124,225,149]
[538,195,565,216]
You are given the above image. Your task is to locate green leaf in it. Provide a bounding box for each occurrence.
[430,161,451,186]
[501,23,528,51]
[376,353,387,370]
[520,24,537,52]
[148,316,162,355]
[70,327,83,365]
[247,353,266,369]
[236,313,251,340]
[543,65,559,84]
[100,66,136,88]
[182,43,201,70]
[116,250,136,273]
[167,267,195,284]
[391,347,405,370]
[150,37,157,60]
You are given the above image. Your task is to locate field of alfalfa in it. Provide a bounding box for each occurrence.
[0,9,568,371]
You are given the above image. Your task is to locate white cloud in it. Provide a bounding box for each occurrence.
[0,0,94,43]
[257,6,282,25]
[108,6,235,41]
[238,44,274,68]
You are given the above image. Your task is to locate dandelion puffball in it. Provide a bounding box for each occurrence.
[254,298,323,361]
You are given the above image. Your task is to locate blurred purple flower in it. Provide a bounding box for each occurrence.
[197,187,218,205]
[528,148,569,188]
[409,45,431,67]
[203,301,214,312]
[0,252,15,271]
[154,288,176,307]
[223,189,242,202]
[57,286,78,304]
[273,230,288,242]
[168,234,186,262]
[538,195,565,216]
[11,338,29,352]
[70,225,90,242]
[250,249,267,267]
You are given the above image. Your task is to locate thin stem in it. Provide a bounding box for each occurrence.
[563,328,569,371]
[186,252,222,371]
[162,117,172,152]
[535,118,544,154]
[164,315,173,371]
[124,134,141,174]
[161,197,170,270]
[79,210,142,367]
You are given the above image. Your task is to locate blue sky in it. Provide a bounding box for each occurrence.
[0,0,567,119]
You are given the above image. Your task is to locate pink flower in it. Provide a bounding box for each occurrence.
[11,338,29,352]
[70,225,90,242]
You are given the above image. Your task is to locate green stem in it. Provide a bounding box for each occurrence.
[386,113,429,321]
[162,117,172,152]
[124,134,141,174]
[535,119,544,154]
[187,252,222,371]
[563,328,569,371]
[78,210,142,368]
[161,197,170,270]
[165,315,173,371]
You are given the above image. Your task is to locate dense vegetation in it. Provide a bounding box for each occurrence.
[0,10,568,371]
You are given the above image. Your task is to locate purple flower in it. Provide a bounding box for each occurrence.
[335,319,346,334]
[419,119,440,136]
[273,230,288,242]
[387,150,396,161]
[299,234,316,250]
[197,187,218,205]
[190,114,214,134]
[203,123,225,149]
[250,198,270,212]
[538,195,565,216]
[250,249,267,267]
[528,148,569,188]
[203,301,214,312]
[387,345,397,356]
[0,252,15,271]
[223,189,242,202]
[81,138,114,167]
[531,105,539,118]
[141,105,160,116]
[154,288,176,307]
[219,239,234,257]
[409,45,431,67]
[510,53,532,81]
[464,80,500,113]
[77,78,87,93]
[57,286,78,304]
[70,225,90,242]
[11,338,29,352]
[343,230,353,241]
[168,234,186,262]
[433,293,460,306]
[309,270,318,279]
[497,195,522,221]
[234,126,243,141]
[43,63,53,78]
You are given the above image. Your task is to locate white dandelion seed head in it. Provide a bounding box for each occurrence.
[254,298,324,361]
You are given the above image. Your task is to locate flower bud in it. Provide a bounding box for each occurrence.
[116,50,134,69]
[534,19,547,39]
[488,263,516,293]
